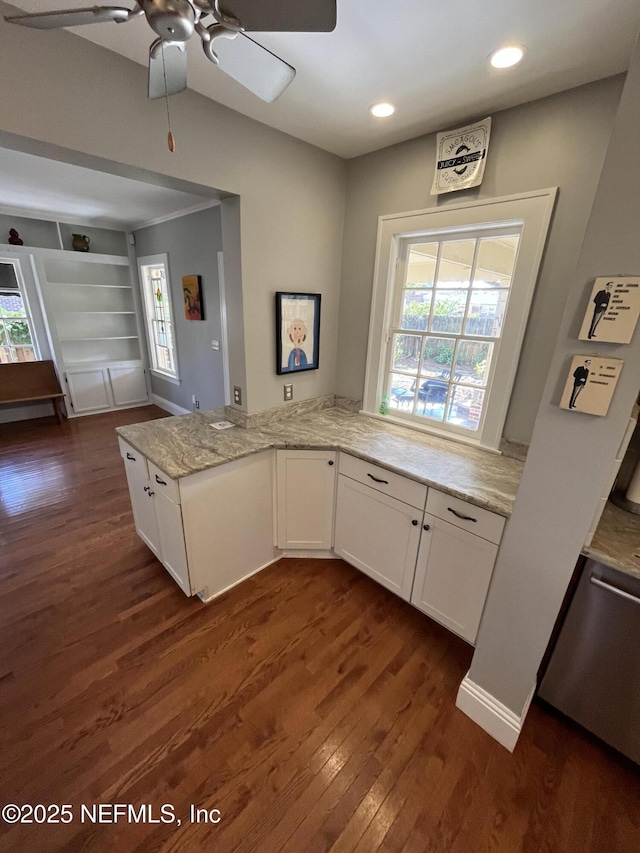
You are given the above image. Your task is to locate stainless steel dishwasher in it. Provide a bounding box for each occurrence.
[538,559,640,764]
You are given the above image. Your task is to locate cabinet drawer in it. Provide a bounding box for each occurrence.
[426,489,505,545]
[118,438,148,478]
[148,461,180,505]
[338,452,427,510]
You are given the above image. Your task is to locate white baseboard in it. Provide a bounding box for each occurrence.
[455,672,535,752]
[151,393,191,416]
[279,549,337,559]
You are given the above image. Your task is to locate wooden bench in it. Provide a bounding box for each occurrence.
[0,360,65,423]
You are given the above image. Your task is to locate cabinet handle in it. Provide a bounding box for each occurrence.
[447,507,477,523]
[367,473,389,484]
[143,485,150,493]
[148,490,155,497]
[423,524,430,531]
[126,453,135,461]
[155,474,167,485]
[412,519,418,526]
[328,460,334,466]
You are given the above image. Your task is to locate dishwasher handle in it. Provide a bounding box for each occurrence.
[590,575,640,606]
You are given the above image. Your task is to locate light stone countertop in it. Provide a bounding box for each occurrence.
[583,501,640,580]
[117,407,523,517]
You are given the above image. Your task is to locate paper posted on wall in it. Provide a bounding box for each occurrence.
[560,355,623,416]
[431,118,491,196]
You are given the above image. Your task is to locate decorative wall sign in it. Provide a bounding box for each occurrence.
[578,276,640,344]
[276,292,321,375]
[182,275,204,320]
[431,118,491,196]
[560,355,624,416]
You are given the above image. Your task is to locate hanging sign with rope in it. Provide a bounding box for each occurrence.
[431,117,491,195]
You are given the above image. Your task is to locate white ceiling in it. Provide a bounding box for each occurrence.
[7,0,640,159]
[0,147,218,229]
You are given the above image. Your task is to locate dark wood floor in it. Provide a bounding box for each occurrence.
[0,407,639,852]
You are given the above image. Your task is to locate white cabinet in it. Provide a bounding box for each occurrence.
[276,449,336,550]
[334,471,423,601]
[411,515,499,643]
[67,364,147,413]
[119,439,190,595]
[119,440,276,602]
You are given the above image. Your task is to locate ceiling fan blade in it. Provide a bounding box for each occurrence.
[213,0,336,32]
[4,6,133,29]
[148,43,188,100]
[213,32,295,102]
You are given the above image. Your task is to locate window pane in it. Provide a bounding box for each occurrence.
[389,373,416,412]
[5,320,32,346]
[0,262,19,289]
[454,340,492,386]
[431,291,467,334]
[420,337,455,380]
[15,346,36,363]
[392,333,421,374]
[465,289,509,337]
[406,243,437,287]
[0,291,27,317]
[436,240,475,288]
[401,290,432,331]
[446,385,484,431]
[415,379,447,422]
[473,235,519,287]
[0,323,7,345]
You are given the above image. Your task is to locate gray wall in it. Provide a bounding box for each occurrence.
[337,75,624,443]
[134,206,225,412]
[0,4,346,416]
[467,35,640,718]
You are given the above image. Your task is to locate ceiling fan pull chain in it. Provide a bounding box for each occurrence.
[160,44,176,152]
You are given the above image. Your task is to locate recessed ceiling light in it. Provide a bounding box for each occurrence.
[489,45,525,69]
[370,102,395,118]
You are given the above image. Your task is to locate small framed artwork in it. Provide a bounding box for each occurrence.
[183,275,204,320]
[276,292,321,375]
[560,355,624,416]
[578,276,640,344]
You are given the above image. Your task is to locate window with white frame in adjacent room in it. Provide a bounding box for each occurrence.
[138,254,180,382]
[0,258,40,364]
[363,190,557,450]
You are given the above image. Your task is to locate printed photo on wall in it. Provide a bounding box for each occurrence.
[560,355,624,416]
[578,276,640,344]
[276,292,321,375]
[183,275,204,320]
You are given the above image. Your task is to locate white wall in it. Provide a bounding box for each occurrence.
[466,35,640,723]
[337,75,624,443]
[0,4,346,415]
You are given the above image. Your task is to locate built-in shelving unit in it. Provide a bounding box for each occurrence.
[0,211,149,416]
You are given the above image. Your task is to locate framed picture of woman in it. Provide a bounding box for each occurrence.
[275,292,321,375]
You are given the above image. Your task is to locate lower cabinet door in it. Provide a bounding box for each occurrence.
[334,475,421,601]
[276,449,336,549]
[124,463,161,559]
[66,368,111,413]
[411,515,498,644]
[109,366,148,406]
[153,489,191,596]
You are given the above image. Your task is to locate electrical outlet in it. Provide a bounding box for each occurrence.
[195,399,200,410]
[233,386,242,406]
[211,340,220,351]
[191,394,198,412]
[284,383,293,401]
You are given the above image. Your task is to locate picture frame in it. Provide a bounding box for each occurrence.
[276,292,321,375]
[578,276,640,344]
[559,355,624,416]
[182,274,204,320]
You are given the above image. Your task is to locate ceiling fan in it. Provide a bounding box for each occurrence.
[4,1,337,103]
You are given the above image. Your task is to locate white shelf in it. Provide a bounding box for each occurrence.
[48,282,131,289]
[56,311,136,315]
[61,336,139,341]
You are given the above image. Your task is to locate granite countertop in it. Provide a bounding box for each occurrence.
[583,501,640,580]
[117,407,523,517]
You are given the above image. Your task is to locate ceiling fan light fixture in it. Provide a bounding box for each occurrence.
[489,45,525,69]
[370,102,395,118]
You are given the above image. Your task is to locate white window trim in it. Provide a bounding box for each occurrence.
[137,253,181,384]
[0,256,41,362]
[363,189,557,451]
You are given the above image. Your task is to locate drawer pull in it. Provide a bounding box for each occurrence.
[147,490,155,497]
[448,507,477,523]
[423,524,430,531]
[126,452,135,461]
[155,474,167,486]
[328,460,334,466]
[367,473,389,485]
[143,485,150,493]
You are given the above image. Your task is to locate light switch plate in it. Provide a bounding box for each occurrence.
[233,386,242,405]
[284,383,293,401]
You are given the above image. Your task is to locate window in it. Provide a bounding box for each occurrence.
[364,190,556,450]
[138,254,179,382]
[0,259,39,363]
